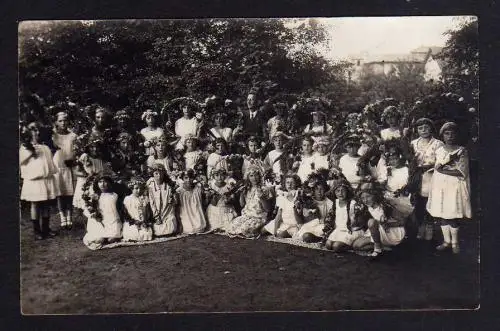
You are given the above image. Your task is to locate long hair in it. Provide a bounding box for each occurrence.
[92,175,115,195]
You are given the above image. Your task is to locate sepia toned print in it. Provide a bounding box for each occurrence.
[18,17,479,313]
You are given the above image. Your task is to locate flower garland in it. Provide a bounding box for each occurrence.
[81,173,103,223]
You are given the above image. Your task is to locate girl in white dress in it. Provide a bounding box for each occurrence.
[380,106,402,141]
[73,138,106,211]
[52,112,78,229]
[311,136,330,171]
[183,134,204,171]
[146,135,176,177]
[206,166,238,231]
[140,109,164,156]
[377,141,413,224]
[82,175,122,250]
[409,118,444,240]
[264,131,289,181]
[209,111,233,143]
[325,180,366,252]
[295,180,334,243]
[427,122,471,254]
[241,136,264,178]
[206,138,228,179]
[295,136,316,183]
[338,136,364,189]
[262,174,303,238]
[177,169,207,234]
[352,183,406,258]
[122,178,153,242]
[303,111,333,136]
[146,163,178,237]
[20,122,59,240]
[175,102,199,150]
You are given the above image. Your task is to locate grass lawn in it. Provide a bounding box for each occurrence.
[20,206,480,314]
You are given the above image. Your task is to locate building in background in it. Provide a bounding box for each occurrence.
[346,46,444,82]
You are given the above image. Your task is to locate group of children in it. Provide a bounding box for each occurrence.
[19,96,473,257]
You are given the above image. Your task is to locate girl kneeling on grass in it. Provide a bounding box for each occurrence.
[351,182,406,258]
[20,122,59,240]
[206,165,238,232]
[295,179,334,243]
[262,173,303,238]
[226,164,272,238]
[323,179,367,253]
[122,177,153,242]
[147,163,178,237]
[82,174,122,250]
[177,169,208,234]
[426,122,472,254]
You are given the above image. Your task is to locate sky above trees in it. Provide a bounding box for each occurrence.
[314,16,476,59]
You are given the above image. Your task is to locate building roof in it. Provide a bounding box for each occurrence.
[363,52,428,64]
[411,46,444,55]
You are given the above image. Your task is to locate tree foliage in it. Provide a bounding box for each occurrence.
[19,19,349,123]
[351,62,436,110]
[438,18,479,107]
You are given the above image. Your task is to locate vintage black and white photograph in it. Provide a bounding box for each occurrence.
[18,16,479,314]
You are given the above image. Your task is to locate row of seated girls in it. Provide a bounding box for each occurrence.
[20,97,472,256]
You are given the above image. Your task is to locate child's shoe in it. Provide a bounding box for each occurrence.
[452,244,460,254]
[436,242,451,251]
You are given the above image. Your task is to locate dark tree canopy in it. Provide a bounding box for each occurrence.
[19,19,349,122]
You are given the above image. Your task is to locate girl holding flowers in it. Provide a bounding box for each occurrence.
[206,163,239,232]
[82,173,122,250]
[262,173,303,238]
[140,109,164,156]
[427,122,472,254]
[227,164,272,238]
[122,177,153,242]
[20,122,59,240]
[146,163,178,237]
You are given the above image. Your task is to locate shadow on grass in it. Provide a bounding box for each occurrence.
[19,206,479,314]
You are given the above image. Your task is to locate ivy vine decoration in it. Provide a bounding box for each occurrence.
[321,204,337,245]
[81,173,103,224]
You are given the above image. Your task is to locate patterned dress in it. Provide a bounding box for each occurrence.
[227,187,270,238]
[410,137,444,197]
